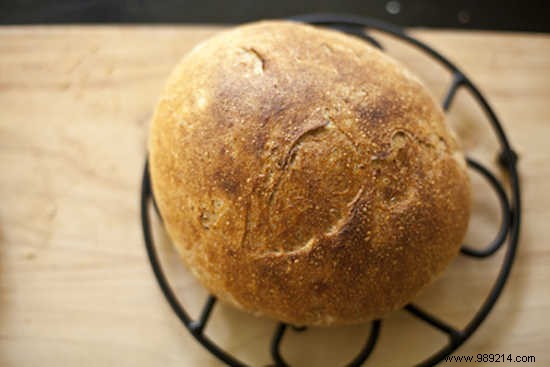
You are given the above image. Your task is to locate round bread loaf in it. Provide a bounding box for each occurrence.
[149,21,471,326]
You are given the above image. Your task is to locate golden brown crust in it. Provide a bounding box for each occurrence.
[149,20,471,326]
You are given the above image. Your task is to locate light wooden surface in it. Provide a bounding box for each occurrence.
[0,25,549,366]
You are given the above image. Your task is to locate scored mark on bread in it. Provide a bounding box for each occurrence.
[263,236,318,257]
[388,129,452,159]
[239,114,363,255]
[238,47,265,75]
[281,120,329,170]
[265,119,330,205]
[260,116,365,253]
[391,130,408,149]
[325,186,365,236]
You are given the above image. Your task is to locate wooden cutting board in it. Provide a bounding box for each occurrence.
[1,25,549,367]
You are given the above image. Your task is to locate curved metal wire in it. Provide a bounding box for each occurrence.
[461,158,511,258]
[269,320,382,367]
[140,13,521,367]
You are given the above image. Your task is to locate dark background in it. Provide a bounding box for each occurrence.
[1,0,548,32]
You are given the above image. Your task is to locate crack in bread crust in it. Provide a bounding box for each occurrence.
[268,118,329,205]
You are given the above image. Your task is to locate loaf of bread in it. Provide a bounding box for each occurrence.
[149,21,470,326]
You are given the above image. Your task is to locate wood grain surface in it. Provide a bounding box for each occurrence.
[0,25,549,366]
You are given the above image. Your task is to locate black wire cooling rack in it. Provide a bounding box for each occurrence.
[140,13,521,367]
